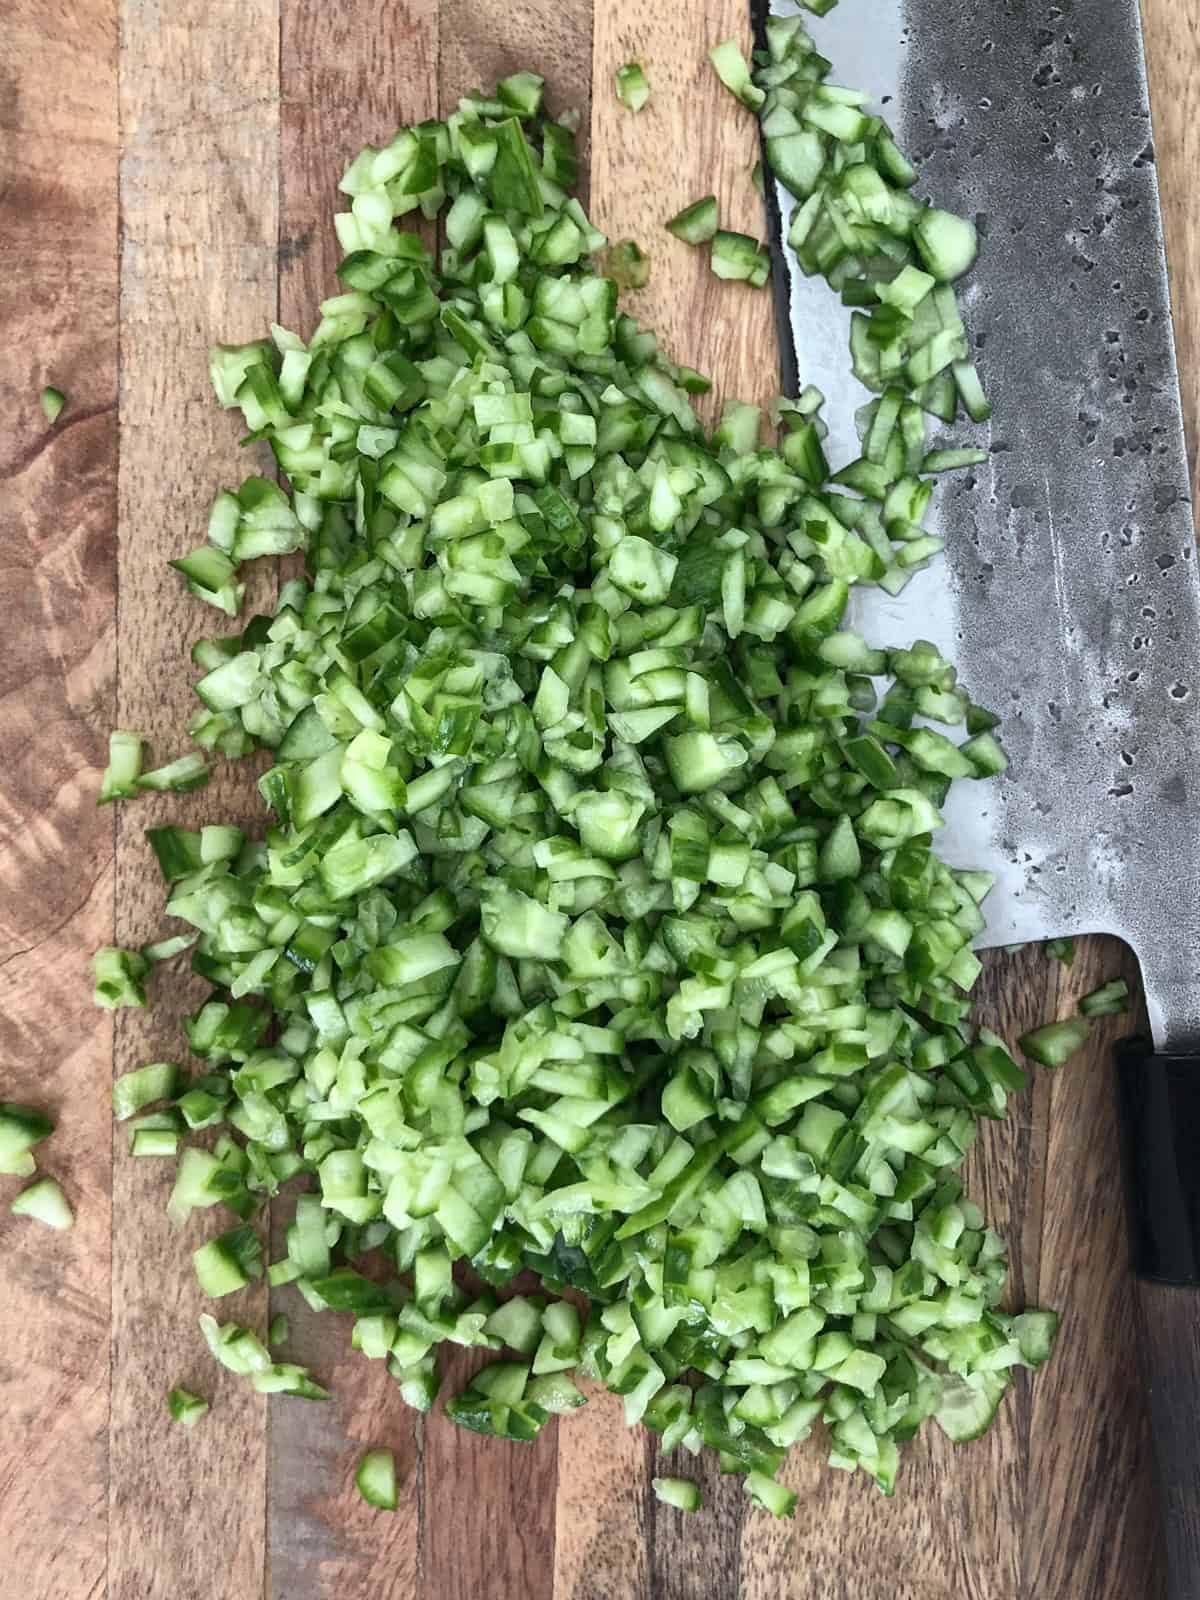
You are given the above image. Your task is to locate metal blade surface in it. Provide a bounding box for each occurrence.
[759,0,1200,1047]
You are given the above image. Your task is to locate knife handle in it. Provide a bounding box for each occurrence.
[1116,1042,1200,1600]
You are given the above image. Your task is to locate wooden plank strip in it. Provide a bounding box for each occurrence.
[590,0,778,430]
[552,1385,650,1600]
[587,3,772,1591]
[423,1342,560,1600]
[414,9,595,1598]
[1141,0,1200,500]
[266,4,437,1594]
[0,10,119,1595]
[110,2,280,1595]
[439,0,595,200]
[1130,7,1200,1586]
[278,0,440,320]
[266,1331,424,1600]
[738,946,1055,1600]
[653,1436,745,1600]
[1022,935,1166,1599]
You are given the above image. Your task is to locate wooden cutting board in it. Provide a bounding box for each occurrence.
[2,0,1196,1595]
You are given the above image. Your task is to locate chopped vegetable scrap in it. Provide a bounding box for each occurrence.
[92,32,1081,1510]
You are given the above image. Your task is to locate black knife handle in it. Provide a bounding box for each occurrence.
[1116,1043,1200,1285]
[1116,1042,1200,1600]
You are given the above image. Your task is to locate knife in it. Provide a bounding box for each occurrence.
[753,0,1200,1591]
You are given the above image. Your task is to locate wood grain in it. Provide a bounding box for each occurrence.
[553,1384,650,1600]
[1133,1279,1200,1600]
[1,0,1198,1595]
[110,1,279,1595]
[1142,0,1200,500]
[422,1342,560,1600]
[0,5,118,1599]
[1023,937,1167,1600]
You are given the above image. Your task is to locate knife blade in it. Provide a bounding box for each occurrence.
[754,0,1200,1051]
